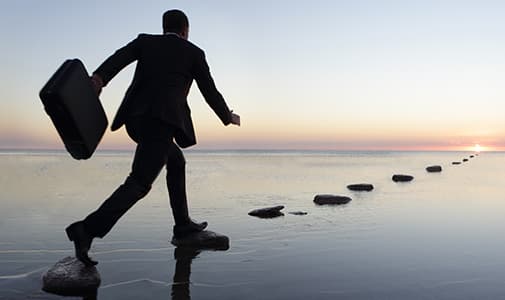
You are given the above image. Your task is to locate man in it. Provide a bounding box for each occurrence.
[65,9,240,266]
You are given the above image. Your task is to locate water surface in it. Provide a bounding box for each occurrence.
[1,150,504,299]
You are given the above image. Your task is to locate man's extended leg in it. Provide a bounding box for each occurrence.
[67,128,172,265]
[83,138,171,236]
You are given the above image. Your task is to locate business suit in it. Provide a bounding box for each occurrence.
[80,33,232,239]
[96,33,232,147]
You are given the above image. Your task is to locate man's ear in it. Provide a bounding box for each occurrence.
[180,27,189,40]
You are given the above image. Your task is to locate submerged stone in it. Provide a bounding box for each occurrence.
[426,165,442,173]
[314,194,352,205]
[392,174,414,182]
[347,183,374,191]
[42,256,100,296]
[248,205,285,218]
[171,230,230,250]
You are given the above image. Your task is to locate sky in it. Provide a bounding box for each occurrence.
[1,0,504,151]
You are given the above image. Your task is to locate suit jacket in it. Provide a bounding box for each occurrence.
[94,33,232,148]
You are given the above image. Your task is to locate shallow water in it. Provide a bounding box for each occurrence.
[1,150,504,299]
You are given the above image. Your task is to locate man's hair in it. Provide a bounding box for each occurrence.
[163,9,189,34]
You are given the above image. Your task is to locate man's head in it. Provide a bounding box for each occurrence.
[163,9,189,39]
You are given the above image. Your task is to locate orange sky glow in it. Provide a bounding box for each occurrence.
[1,125,503,152]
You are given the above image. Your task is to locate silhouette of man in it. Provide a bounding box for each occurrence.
[65,9,240,266]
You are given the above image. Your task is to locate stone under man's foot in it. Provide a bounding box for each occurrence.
[65,221,98,267]
[173,219,208,239]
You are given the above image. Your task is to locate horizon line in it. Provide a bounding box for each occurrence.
[0,147,492,153]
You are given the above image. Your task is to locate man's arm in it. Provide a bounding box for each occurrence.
[193,50,240,126]
[93,35,142,88]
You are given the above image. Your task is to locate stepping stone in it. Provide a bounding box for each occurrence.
[452,161,461,165]
[288,211,308,215]
[392,174,414,182]
[314,194,352,205]
[470,155,475,158]
[426,165,442,173]
[42,256,100,296]
[463,158,469,162]
[248,205,284,218]
[171,230,230,250]
[347,183,374,191]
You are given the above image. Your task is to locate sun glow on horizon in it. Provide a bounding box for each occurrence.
[470,144,499,152]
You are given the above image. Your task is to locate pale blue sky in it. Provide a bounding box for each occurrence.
[1,1,504,150]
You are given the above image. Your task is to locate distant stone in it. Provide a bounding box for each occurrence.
[452,161,462,165]
[347,183,374,191]
[171,230,229,250]
[392,174,414,182]
[463,158,469,162]
[42,256,100,296]
[470,155,475,158]
[426,165,442,173]
[248,205,284,218]
[288,211,308,215]
[314,194,352,205]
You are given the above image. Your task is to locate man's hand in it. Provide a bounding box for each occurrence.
[230,110,240,126]
[90,74,104,96]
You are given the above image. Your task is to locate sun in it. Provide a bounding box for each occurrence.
[474,144,482,152]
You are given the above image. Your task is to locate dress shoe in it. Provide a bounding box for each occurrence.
[173,220,208,239]
[65,221,98,266]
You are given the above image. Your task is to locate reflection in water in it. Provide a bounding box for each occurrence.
[171,247,201,300]
[171,244,229,300]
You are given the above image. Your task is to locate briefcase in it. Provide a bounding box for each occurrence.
[39,59,108,160]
